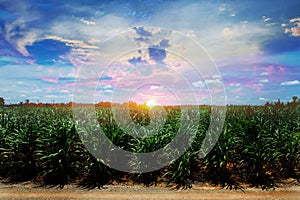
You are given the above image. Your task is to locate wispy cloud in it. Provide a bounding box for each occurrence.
[150,85,164,90]
[259,72,268,76]
[262,16,272,22]
[259,79,269,83]
[45,35,98,49]
[79,18,96,25]
[192,81,206,88]
[4,21,39,56]
[39,76,58,84]
[1,0,300,104]
[259,97,268,101]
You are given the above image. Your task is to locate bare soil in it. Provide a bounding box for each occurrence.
[0,180,299,200]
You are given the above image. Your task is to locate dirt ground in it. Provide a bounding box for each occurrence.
[0,181,299,200]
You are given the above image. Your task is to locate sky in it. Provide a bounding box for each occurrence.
[0,0,300,105]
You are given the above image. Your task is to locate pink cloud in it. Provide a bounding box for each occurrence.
[60,80,99,90]
[246,80,264,93]
[68,56,87,67]
[137,92,178,105]
[231,87,244,96]
[40,76,58,84]
[265,65,275,75]
[26,59,36,65]
[228,82,240,87]
[15,60,24,65]
[253,65,279,76]
[47,68,54,73]
[71,67,81,76]
[279,66,286,73]
[253,66,260,71]
[37,66,43,71]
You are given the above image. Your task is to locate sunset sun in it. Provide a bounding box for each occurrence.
[146,99,156,108]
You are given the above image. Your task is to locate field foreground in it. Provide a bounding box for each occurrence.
[0,182,300,200]
[1,104,299,193]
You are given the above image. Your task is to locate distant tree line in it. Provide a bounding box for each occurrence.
[0,97,4,106]
[0,96,299,107]
[265,96,300,107]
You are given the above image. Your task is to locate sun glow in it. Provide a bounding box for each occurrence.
[146,99,156,108]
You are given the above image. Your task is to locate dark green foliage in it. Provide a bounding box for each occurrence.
[0,103,299,190]
[79,155,114,189]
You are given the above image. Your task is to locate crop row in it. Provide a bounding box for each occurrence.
[0,104,299,189]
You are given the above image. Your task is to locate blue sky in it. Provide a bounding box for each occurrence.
[0,0,300,105]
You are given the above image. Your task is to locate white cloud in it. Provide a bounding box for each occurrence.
[60,90,70,94]
[80,18,96,25]
[1,1,288,105]
[289,26,300,36]
[103,84,113,89]
[284,17,300,37]
[45,95,59,99]
[223,27,235,36]
[262,16,276,26]
[3,1,271,62]
[218,4,226,12]
[284,26,300,36]
[45,35,98,49]
[259,72,268,76]
[212,74,221,79]
[259,79,269,83]
[290,17,300,23]
[192,81,205,88]
[1,1,44,56]
[186,30,196,38]
[104,89,113,93]
[50,14,130,43]
[284,28,290,34]
[259,97,267,101]
[4,21,39,56]
[265,22,276,27]
[150,85,164,90]
[143,1,270,59]
[205,79,222,85]
[192,79,221,88]
[280,80,300,86]
[229,83,240,87]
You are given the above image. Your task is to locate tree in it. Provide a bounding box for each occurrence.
[264,101,271,107]
[0,97,4,106]
[292,96,298,103]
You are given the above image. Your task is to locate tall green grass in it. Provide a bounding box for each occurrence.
[0,103,299,189]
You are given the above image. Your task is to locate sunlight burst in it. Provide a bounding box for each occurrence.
[146,99,156,108]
